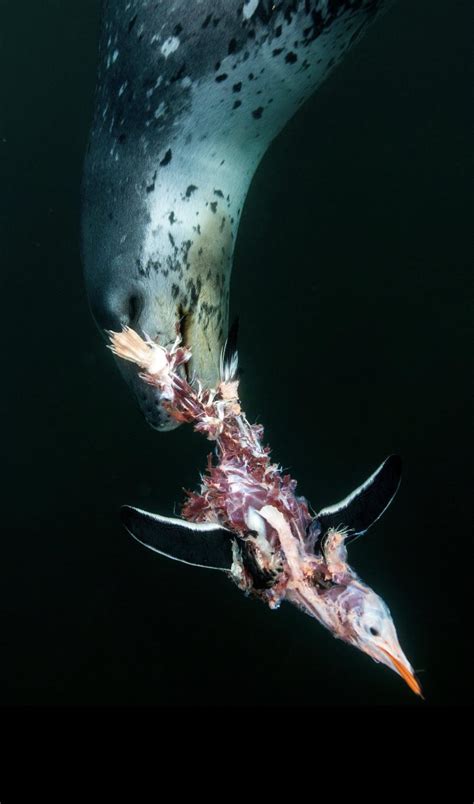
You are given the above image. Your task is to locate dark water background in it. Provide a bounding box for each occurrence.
[0,0,471,706]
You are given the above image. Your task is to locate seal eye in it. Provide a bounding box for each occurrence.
[369,627,379,637]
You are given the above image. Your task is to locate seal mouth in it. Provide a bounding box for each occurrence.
[107,297,223,430]
[132,309,194,430]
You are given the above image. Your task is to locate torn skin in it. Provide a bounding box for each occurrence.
[108,327,422,698]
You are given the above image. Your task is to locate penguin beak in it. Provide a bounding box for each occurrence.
[380,647,424,698]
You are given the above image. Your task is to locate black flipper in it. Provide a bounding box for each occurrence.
[315,455,402,545]
[120,506,235,570]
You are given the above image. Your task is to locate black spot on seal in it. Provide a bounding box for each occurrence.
[160,149,172,166]
[127,14,137,34]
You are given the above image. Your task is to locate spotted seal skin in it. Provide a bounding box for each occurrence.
[82,0,389,429]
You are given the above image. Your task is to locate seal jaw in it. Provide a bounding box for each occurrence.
[134,380,181,432]
[108,349,181,431]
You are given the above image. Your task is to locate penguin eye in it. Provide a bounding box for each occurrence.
[369,627,379,637]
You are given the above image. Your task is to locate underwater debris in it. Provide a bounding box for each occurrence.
[108,326,422,698]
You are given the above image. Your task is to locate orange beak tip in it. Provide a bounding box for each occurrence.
[380,648,424,698]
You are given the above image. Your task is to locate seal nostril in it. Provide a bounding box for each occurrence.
[88,285,145,333]
[127,293,142,327]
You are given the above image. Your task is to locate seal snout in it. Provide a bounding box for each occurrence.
[87,278,183,430]
[135,380,181,432]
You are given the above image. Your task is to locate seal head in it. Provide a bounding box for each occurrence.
[82,0,388,428]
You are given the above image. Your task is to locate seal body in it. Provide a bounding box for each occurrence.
[82,0,388,429]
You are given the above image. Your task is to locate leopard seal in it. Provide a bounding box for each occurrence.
[82,0,390,430]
